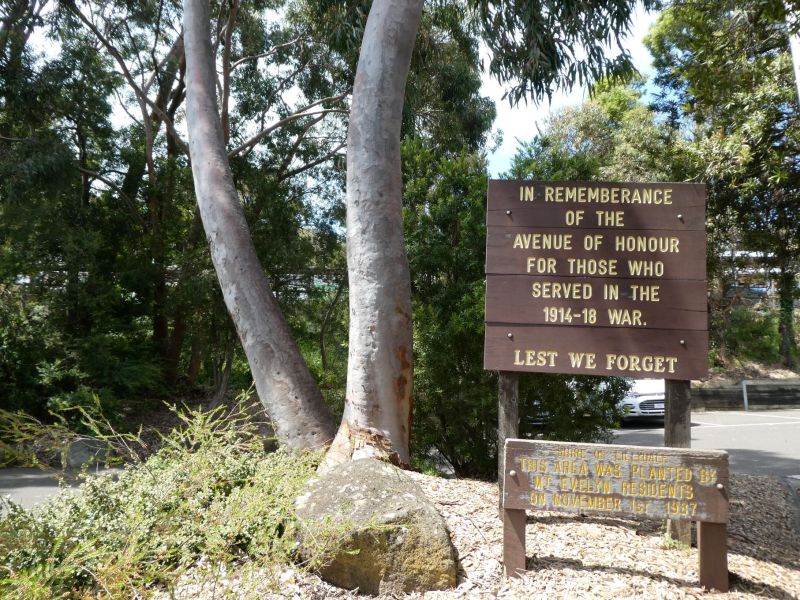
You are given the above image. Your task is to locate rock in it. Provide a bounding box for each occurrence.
[295,458,458,595]
[65,438,108,468]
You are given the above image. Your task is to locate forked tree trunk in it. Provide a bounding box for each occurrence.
[323,0,423,468]
[183,0,336,449]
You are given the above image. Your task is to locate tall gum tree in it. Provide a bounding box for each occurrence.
[183,0,337,449]
[324,0,660,467]
[323,0,424,467]
[184,0,657,461]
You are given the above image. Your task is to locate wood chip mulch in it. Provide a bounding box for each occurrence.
[168,472,800,599]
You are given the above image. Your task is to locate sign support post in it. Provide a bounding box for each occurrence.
[698,521,729,591]
[665,378,692,544]
[502,503,526,578]
[498,371,519,513]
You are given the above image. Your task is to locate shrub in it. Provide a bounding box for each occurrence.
[0,404,322,598]
[715,306,782,365]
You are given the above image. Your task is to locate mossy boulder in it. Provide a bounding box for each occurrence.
[295,458,458,595]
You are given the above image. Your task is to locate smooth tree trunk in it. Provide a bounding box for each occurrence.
[183,0,336,449]
[323,0,424,468]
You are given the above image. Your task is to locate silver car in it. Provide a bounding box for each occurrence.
[619,379,665,421]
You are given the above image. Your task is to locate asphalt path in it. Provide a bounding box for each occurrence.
[614,408,800,479]
[0,468,81,509]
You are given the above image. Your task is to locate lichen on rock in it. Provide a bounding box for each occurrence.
[295,458,458,595]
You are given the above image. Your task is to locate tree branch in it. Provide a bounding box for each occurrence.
[228,93,347,157]
[231,36,303,70]
[275,113,326,174]
[76,166,146,227]
[221,0,238,144]
[279,142,346,181]
[66,2,188,156]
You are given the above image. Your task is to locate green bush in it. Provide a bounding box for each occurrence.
[0,290,164,422]
[0,405,322,598]
[716,307,782,365]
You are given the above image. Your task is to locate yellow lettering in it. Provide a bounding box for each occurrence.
[615,235,680,253]
[526,256,557,274]
[630,284,660,302]
[513,233,573,250]
[515,349,559,367]
[531,281,593,300]
[606,354,678,374]
[566,258,618,275]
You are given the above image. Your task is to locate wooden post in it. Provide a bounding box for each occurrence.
[498,371,519,512]
[664,378,692,545]
[503,507,526,577]
[698,521,729,591]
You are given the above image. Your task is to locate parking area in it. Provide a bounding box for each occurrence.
[614,409,800,478]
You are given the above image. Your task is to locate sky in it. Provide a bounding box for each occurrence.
[482,4,661,176]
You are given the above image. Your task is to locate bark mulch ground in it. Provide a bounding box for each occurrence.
[169,471,799,599]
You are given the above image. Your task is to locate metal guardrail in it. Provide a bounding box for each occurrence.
[741,379,800,411]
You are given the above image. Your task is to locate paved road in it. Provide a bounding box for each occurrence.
[0,467,112,510]
[614,408,800,479]
[0,468,79,509]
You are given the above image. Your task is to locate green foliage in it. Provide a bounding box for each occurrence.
[403,138,627,479]
[508,81,690,183]
[472,0,661,105]
[0,285,162,419]
[0,405,322,598]
[714,307,783,365]
[403,138,495,478]
[646,0,800,365]
[519,375,628,443]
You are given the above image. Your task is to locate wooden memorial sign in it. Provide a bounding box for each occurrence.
[502,439,730,591]
[485,180,709,380]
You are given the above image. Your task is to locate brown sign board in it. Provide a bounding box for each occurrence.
[485,276,707,330]
[501,439,731,590]
[487,180,706,215]
[503,439,729,523]
[484,180,709,379]
[485,325,708,379]
[485,228,707,279]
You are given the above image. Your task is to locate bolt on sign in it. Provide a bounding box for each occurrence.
[484,180,708,380]
[502,439,730,591]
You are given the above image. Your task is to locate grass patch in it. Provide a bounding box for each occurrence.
[0,403,323,599]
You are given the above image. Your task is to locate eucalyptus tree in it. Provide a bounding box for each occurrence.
[325,0,664,466]
[184,0,658,459]
[647,0,800,366]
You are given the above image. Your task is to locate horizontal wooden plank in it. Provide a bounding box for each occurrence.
[503,439,729,523]
[484,324,709,379]
[485,227,707,280]
[488,179,706,211]
[487,203,706,231]
[486,275,708,331]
